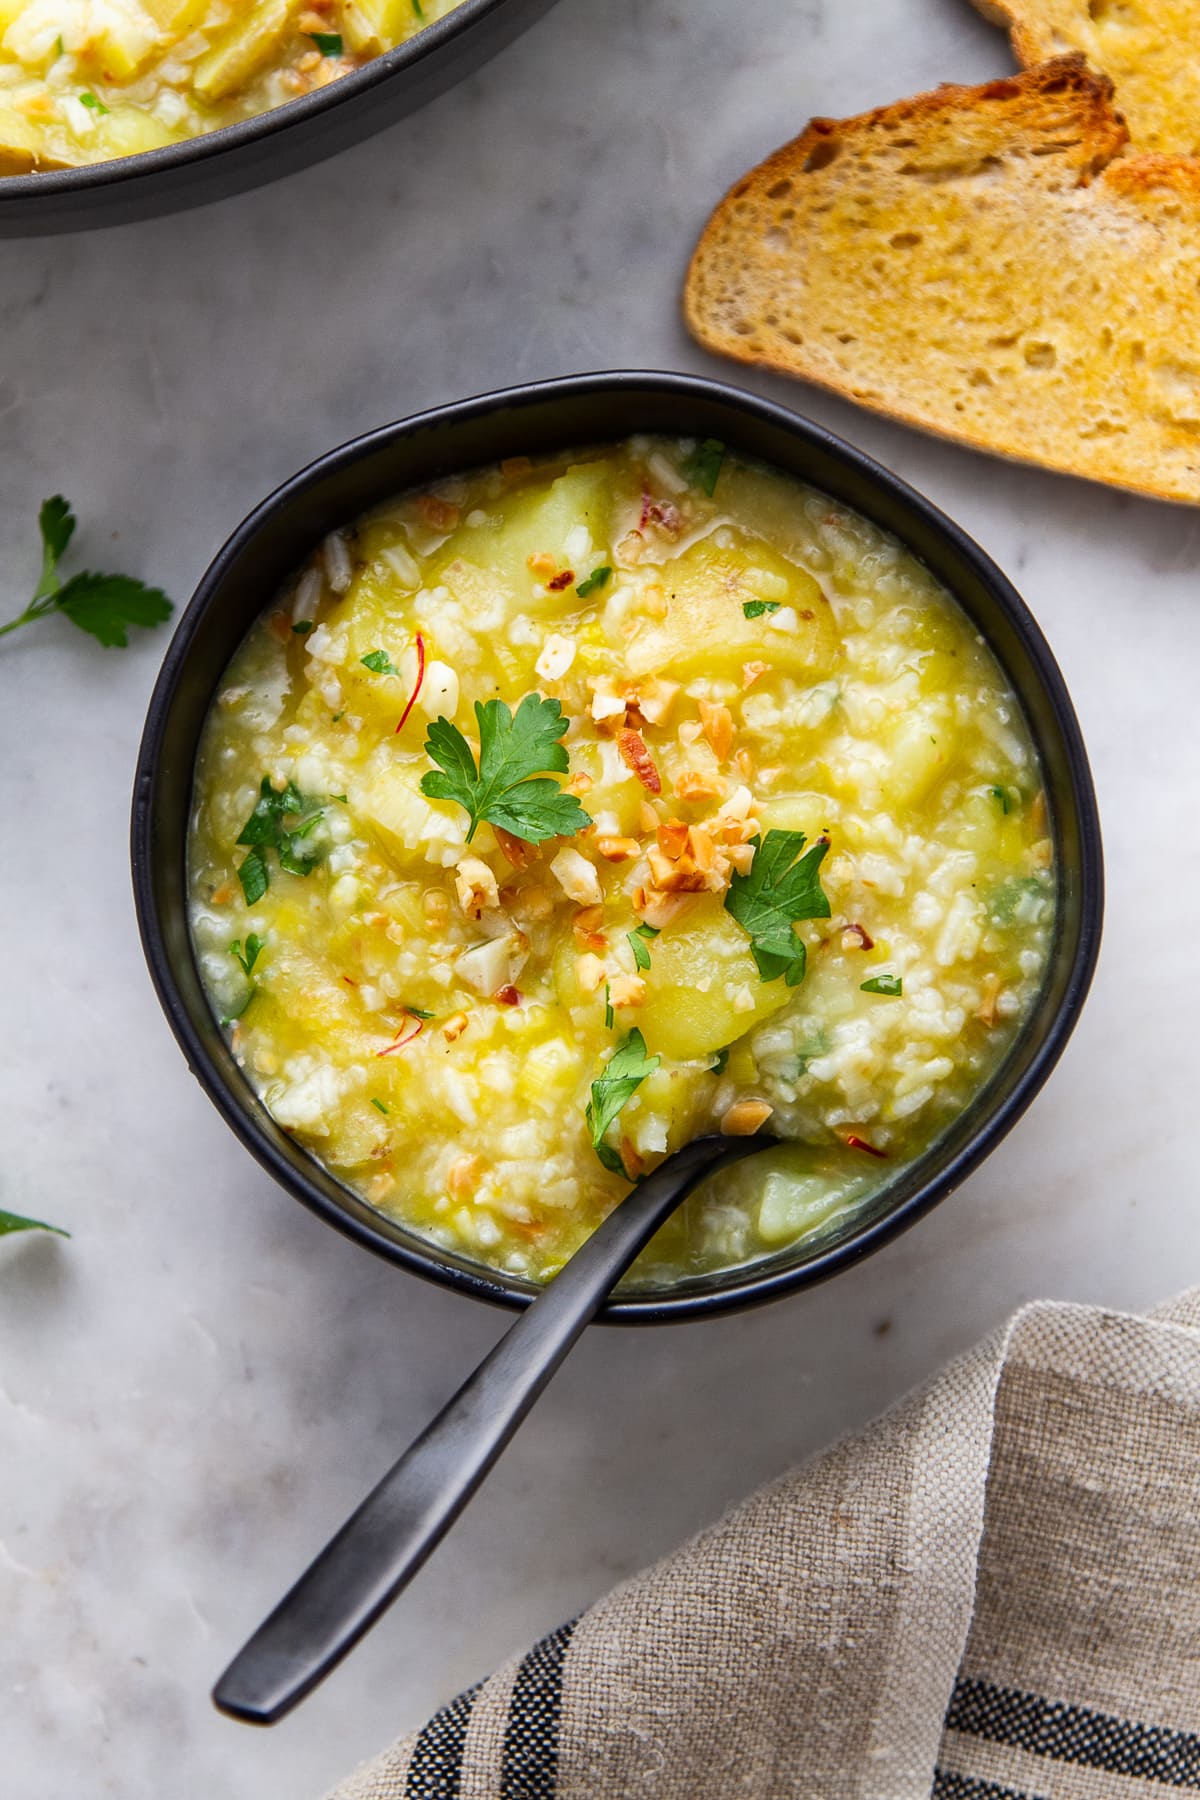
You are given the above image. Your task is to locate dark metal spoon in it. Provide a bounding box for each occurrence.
[213,1132,774,1725]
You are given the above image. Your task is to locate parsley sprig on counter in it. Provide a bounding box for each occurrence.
[0,1208,68,1239]
[421,694,591,845]
[587,1029,660,1175]
[724,829,831,987]
[0,497,173,648]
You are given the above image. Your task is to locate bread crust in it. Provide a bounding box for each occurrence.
[683,59,1200,505]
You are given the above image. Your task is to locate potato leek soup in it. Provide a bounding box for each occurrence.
[0,0,463,172]
[188,438,1054,1286]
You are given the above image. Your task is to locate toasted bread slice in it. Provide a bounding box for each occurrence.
[684,58,1200,504]
[975,0,1200,153]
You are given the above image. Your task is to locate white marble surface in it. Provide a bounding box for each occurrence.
[2,0,1198,1794]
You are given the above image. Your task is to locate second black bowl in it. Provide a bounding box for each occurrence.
[131,371,1103,1321]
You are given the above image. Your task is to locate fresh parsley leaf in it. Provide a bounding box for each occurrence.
[361,648,399,675]
[412,0,424,15]
[684,438,725,496]
[710,1046,730,1076]
[586,1028,659,1173]
[293,619,314,634]
[404,1007,435,1021]
[626,922,658,971]
[724,829,831,986]
[0,1207,68,1239]
[742,599,782,619]
[230,933,265,977]
[604,984,614,1030]
[861,973,902,996]
[371,1097,390,1115]
[79,90,109,114]
[310,30,343,53]
[0,496,173,649]
[421,694,591,845]
[988,784,1011,814]
[576,565,612,599]
[237,848,269,906]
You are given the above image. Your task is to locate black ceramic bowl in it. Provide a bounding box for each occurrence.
[0,0,557,237]
[132,371,1103,1322]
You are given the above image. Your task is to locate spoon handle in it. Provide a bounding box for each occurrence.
[213,1134,765,1725]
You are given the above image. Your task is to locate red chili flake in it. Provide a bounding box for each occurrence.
[547,569,574,592]
[395,632,426,734]
[617,727,662,794]
[844,1134,888,1160]
[377,1017,424,1057]
[494,985,522,1007]
[341,975,359,987]
[844,923,875,951]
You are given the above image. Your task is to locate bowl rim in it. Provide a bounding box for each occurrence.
[0,0,512,204]
[131,369,1104,1323]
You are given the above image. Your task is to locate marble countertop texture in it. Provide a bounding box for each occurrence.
[2,0,1198,1794]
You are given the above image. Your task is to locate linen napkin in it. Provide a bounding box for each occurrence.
[328,1288,1200,1799]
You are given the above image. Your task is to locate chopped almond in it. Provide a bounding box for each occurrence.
[976,973,1002,1028]
[678,719,703,746]
[551,845,603,906]
[675,769,725,804]
[455,856,500,920]
[720,1100,774,1136]
[647,846,708,892]
[608,974,647,1007]
[635,887,698,930]
[728,843,756,874]
[595,835,642,863]
[618,728,662,793]
[619,1137,645,1180]
[573,905,607,952]
[638,800,661,834]
[448,1154,482,1197]
[699,700,734,763]
[565,770,595,797]
[742,660,769,690]
[656,818,690,860]
[687,825,717,872]
[494,826,539,869]
[576,952,607,994]
[1030,790,1048,836]
[526,551,559,580]
[634,677,679,725]
[417,494,459,532]
[442,1011,470,1043]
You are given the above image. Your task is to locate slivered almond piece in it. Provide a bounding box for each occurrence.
[442,1011,470,1043]
[687,825,717,872]
[551,845,603,906]
[635,887,697,930]
[455,856,500,920]
[495,826,539,869]
[720,1100,774,1136]
[675,769,725,804]
[976,972,1002,1028]
[573,906,608,952]
[699,700,734,762]
[576,952,607,993]
[595,835,642,863]
[565,770,595,797]
[618,728,662,794]
[638,800,661,834]
[729,843,756,874]
[657,818,690,860]
[608,974,647,1007]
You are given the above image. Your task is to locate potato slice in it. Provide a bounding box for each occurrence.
[624,533,838,682]
[639,895,795,1062]
[338,0,412,55]
[194,0,304,102]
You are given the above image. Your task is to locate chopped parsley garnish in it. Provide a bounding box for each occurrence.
[626,922,659,972]
[404,1006,435,1021]
[576,565,612,599]
[988,784,1011,814]
[0,496,173,649]
[235,779,326,902]
[421,693,591,845]
[710,1046,730,1076]
[861,973,902,996]
[742,599,782,619]
[220,989,256,1025]
[684,438,726,497]
[293,619,314,634]
[371,1097,390,1115]
[586,1028,659,1175]
[604,984,614,1030]
[412,0,424,15]
[0,1207,68,1239]
[79,90,109,114]
[230,933,265,976]
[310,30,343,54]
[724,829,831,986]
[361,648,400,675]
